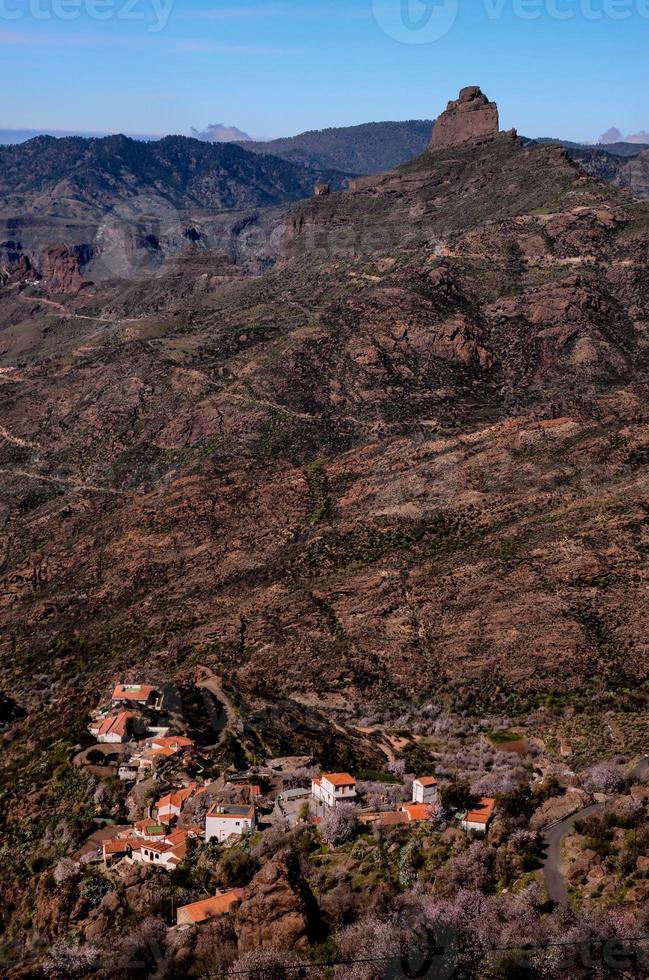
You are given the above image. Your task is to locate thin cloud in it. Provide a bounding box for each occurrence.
[176,40,283,55]
[0,28,157,48]
[184,2,370,22]
[185,3,295,19]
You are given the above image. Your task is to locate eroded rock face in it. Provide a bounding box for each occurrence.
[40,245,91,295]
[431,86,499,149]
[235,854,313,953]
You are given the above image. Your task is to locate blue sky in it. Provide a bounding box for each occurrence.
[1,0,647,141]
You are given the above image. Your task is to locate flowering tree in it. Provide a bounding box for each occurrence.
[229,947,301,979]
[320,804,359,847]
[583,762,625,795]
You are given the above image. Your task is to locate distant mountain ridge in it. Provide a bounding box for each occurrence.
[0,133,349,281]
[238,120,435,175]
[0,133,346,214]
[0,127,161,145]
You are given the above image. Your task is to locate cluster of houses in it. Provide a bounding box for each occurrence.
[101,780,261,867]
[311,772,496,834]
[85,679,497,929]
[88,683,196,781]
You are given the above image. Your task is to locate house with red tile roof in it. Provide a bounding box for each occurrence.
[155,783,197,823]
[412,776,438,805]
[111,683,160,707]
[103,826,197,870]
[312,773,357,808]
[359,809,409,827]
[401,802,436,823]
[102,836,138,865]
[145,735,193,754]
[176,888,244,926]
[461,797,496,834]
[205,804,256,843]
[88,711,136,744]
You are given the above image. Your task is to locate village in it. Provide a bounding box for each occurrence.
[76,679,498,930]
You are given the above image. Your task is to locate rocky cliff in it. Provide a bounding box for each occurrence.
[431,86,500,149]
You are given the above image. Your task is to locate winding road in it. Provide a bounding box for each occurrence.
[542,802,606,905]
[542,755,648,905]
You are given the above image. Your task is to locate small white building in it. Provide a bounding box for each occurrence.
[412,776,438,805]
[111,683,160,708]
[89,711,134,744]
[205,804,256,843]
[461,797,496,835]
[118,761,140,781]
[312,773,357,808]
[155,783,196,823]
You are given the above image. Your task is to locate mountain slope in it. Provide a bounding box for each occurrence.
[1,124,648,713]
[0,134,349,282]
[0,134,346,216]
[238,120,435,175]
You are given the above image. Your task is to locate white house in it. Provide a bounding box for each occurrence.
[412,776,438,805]
[461,797,496,835]
[155,783,196,823]
[118,761,140,781]
[205,804,256,843]
[311,773,357,808]
[111,683,160,708]
[89,711,134,744]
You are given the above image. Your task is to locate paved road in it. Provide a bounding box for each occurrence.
[543,802,606,905]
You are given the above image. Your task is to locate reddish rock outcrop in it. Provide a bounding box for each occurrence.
[40,245,91,295]
[235,854,313,953]
[431,86,499,149]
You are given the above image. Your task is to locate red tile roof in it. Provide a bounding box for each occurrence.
[103,837,136,856]
[402,803,435,822]
[94,711,134,739]
[464,797,496,825]
[176,889,244,925]
[146,736,193,752]
[156,783,196,814]
[112,683,157,702]
[415,776,438,787]
[321,772,356,787]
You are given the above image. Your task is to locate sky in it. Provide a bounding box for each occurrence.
[1,0,647,142]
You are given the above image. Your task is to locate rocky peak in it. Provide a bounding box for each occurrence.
[431,86,500,149]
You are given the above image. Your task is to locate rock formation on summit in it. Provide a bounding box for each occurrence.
[431,86,500,149]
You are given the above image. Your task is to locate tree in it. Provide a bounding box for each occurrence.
[43,943,101,979]
[439,781,477,816]
[229,947,301,979]
[320,805,359,847]
[583,762,625,795]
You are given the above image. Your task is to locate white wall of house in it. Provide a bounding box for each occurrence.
[205,814,255,843]
[461,818,489,834]
[412,780,438,805]
[98,730,126,744]
[317,778,357,808]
